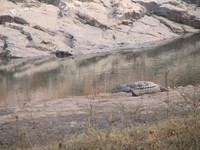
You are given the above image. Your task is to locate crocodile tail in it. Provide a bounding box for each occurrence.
[160,86,168,92]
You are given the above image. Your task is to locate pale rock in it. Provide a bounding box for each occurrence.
[0,0,200,58]
[113,0,146,20]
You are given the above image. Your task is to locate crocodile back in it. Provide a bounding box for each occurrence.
[128,81,157,89]
[131,84,161,96]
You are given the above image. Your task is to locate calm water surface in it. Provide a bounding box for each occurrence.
[0,34,200,106]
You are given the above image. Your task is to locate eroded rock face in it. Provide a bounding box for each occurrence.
[0,0,200,58]
[133,0,200,29]
[154,2,200,28]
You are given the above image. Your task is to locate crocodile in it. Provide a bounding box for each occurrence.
[107,81,168,96]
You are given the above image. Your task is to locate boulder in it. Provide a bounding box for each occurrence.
[53,50,73,58]
[0,15,29,25]
[0,15,13,24]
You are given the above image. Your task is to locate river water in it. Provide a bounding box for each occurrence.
[0,33,200,106]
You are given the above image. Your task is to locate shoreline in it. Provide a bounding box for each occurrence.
[1,32,198,60]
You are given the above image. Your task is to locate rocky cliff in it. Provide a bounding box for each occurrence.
[0,0,200,58]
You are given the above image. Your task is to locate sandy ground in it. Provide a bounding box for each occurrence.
[0,88,182,124]
[0,85,199,146]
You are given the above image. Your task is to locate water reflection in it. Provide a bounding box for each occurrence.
[0,33,200,106]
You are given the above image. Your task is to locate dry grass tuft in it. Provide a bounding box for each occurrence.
[149,112,200,150]
[21,112,200,150]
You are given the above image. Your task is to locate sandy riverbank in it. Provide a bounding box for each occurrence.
[0,85,199,147]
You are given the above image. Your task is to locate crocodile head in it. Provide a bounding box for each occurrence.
[107,84,131,93]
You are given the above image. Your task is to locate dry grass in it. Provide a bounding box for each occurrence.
[16,112,200,150]
[64,113,200,150]
[148,112,200,150]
